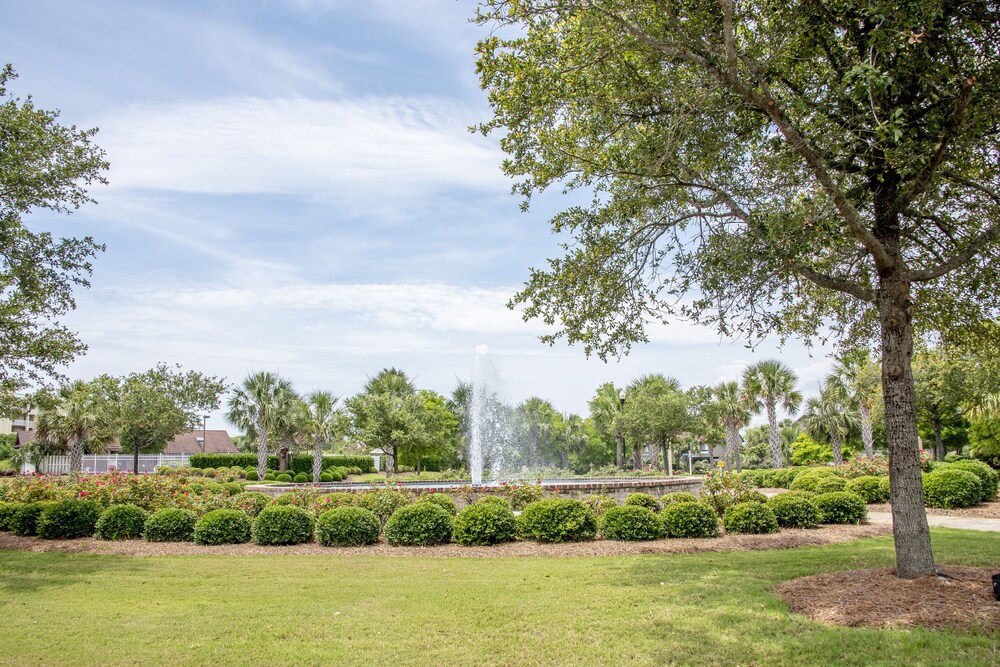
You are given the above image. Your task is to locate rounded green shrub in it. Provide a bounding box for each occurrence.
[384,503,453,546]
[275,473,293,483]
[328,470,344,482]
[193,509,252,545]
[844,476,889,504]
[661,492,698,505]
[813,476,847,494]
[601,505,664,541]
[144,508,197,542]
[503,483,544,511]
[316,506,380,547]
[319,472,333,483]
[790,468,843,492]
[923,468,982,509]
[264,472,276,481]
[453,502,517,546]
[878,475,891,498]
[12,501,57,536]
[219,482,242,496]
[0,501,22,531]
[766,492,820,528]
[947,460,998,503]
[357,488,411,525]
[293,473,309,483]
[252,506,315,545]
[233,492,272,517]
[624,493,662,512]
[813,491,867,524]
[516,499,597,543]
[245,470,259,481]
[201,467,216,477]
[37,499,103,539]
[476,495,511,510]
[765,468,801,489]
[722,502,779,534]
[660,501,719,538]
[94,503,148,540]
[417,493,458,516]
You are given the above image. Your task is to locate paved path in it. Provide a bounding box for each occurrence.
[867,511,1000,533]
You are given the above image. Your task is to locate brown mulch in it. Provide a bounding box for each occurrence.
[869,500,1000,520]
[0,523,890,558]
[778,566,1000,633]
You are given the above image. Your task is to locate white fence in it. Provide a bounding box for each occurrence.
[30,454,190,475]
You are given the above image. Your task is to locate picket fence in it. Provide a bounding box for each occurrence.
[32,454,190,475]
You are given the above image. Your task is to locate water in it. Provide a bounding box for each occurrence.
[468,344,515,485]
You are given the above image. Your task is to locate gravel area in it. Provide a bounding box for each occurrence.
[0,523,890,558]
[868,499,1000,519]
[779,566,1000,633]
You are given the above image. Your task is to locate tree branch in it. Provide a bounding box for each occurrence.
[790,262,876,303]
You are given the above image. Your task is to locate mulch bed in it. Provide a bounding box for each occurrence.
[868,500,1000,520]
[778,566,1000,633]
[0,523,889,558]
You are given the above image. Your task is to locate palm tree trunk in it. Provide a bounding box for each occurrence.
[68,434,83,473]
[724,421,741,471]
[831,433,844,466]
[256,421,268,481]
[766,401,782,468]
[933,420,944,461]
[312,438,323,483]
[859,403,874,459]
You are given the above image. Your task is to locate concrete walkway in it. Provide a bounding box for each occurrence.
[867,511,1000,533]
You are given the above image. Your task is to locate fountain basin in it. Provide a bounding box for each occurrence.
[246,476,703,504]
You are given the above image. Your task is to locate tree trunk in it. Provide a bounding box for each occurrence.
[312,439,323,483]
[392,444,399,474]
[831,433,843,466]
[615,430,624,469]
[661,440,668,472]
[631,443,641,469]
[417,452,423,475]
[68,434,83,473]
[933,420,944,462]
[878,271,935,578]
[530,433,539,468]
[706,439,715,467]
[724,421,741,471]
[860,403,875,459]
[133,445,140,475]
[256,424,268,482]
[766,401,782,468]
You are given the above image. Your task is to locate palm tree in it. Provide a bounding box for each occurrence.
[348,368,418,474]
[742,360,802,468]
[364,367,415,397]
[828,349,881,459]
[802,381,860,465]
[35,381,110,473]
[227,372,297,480]
[296,391,344,482]
[588,383,625,468]
[517,397,559,468]
[712,381,750,470]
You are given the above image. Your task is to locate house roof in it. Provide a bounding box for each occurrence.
[15,429,237,455]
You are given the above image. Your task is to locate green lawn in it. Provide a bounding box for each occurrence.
[1,529,997,666]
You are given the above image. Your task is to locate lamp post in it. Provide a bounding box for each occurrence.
[617,389,625,469]
[202,415,209,453]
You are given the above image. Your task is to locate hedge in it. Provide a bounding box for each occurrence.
[38,499,103,539]
[188,454,374,474]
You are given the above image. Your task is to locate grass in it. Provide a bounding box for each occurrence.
[0,529,997,666]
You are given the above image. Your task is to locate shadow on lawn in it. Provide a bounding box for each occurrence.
[0,551,149,595]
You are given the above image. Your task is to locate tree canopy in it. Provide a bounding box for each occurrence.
[0,65,108,415]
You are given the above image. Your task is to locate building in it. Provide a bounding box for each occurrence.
[15,429,238,455]
[0,407,38,435]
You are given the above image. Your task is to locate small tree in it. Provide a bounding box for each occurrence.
[742,361,802,468]
[711,381,751,470]
[35,381,110,472]
[623,375,691,472]
[97,364,226,474]
[829,350,882,459]
[227,371,296,481]
[802,382,860,466]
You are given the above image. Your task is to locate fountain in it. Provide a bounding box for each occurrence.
[468,343,515,485]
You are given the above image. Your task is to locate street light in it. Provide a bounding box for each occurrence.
[202,415,209,453]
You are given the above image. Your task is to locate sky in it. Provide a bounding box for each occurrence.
[4,0,838,429]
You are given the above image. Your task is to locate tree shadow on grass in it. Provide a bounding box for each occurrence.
[0,551,149,595]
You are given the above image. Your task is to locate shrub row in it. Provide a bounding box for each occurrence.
[189,454,374,474]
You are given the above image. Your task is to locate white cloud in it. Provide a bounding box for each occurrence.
[99,96,504,197]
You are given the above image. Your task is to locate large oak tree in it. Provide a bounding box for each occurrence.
[475,0,1000,577]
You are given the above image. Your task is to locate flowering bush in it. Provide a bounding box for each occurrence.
[700,470,760,517]
[357,488,412,525]
[501,482,544,511]
[838,457,889,479]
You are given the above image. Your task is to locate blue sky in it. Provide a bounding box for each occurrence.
[5,0,835,427]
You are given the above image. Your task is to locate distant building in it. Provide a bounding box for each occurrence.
[15,429,237,455]
[0,407,38,434]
